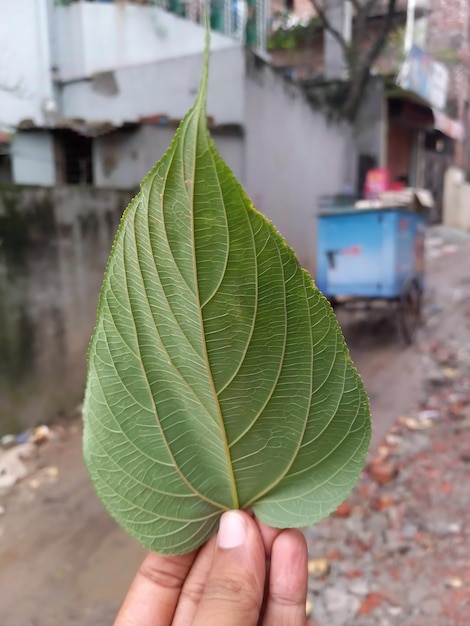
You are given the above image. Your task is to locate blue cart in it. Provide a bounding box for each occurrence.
[316,207,427,344]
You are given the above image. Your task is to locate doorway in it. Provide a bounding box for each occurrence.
[54,131,93,185]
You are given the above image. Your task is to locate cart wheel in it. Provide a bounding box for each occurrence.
[397,280,422,345]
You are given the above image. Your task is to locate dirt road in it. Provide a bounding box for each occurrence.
[0,232,468,626]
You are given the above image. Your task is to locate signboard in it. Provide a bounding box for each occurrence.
[364,168,390,200]
[398,45,449,111]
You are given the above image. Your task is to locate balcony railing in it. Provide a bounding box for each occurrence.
[56,0,268,51]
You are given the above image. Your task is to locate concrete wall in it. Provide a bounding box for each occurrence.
[61,47,245,126]
[54,2,239,81]
[0,0,55,127]
[244,56,357,276]
[11,131,56,187]
[93,125,244,189]
[0,184,133,433]
[443,166,470,229]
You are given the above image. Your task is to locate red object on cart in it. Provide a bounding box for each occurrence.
[364,168,390,199]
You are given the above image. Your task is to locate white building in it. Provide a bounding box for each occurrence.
[1,0,257,183]
[0,0,356,274]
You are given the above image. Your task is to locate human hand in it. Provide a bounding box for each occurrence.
[115,510,308,626]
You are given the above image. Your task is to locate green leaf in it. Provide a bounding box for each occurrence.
[83,34,371,555]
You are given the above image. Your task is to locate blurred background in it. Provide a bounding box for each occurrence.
[1,1,470,624]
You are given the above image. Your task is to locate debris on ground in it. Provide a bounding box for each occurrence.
[305,334,470,625]
[1,424,57,450]
[425,225,470,261]
[0,444,36,490]
[0,424,63,495]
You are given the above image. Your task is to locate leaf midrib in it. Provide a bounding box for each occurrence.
[186,104,240,510]
[131,219,228,447]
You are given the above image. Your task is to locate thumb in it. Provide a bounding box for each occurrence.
[192,511,266,626]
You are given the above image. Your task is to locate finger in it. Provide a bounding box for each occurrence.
[174,517,282,625]
[172,536,217,626]
[254,519,282,620]
[172,511,281,626]
[192,510,267,626]
[262,530,308,626]
[245,509,281,557]
[114,550,198,626]
[256,519,282,557]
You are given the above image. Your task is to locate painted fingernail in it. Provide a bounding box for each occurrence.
[218,511,247,549]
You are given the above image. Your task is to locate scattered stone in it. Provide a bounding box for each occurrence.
[368,459,398,485]
[348,579,369,596]
[425,368,447,386]
[383,529,409,554]
[344,514,365,535]
[403,417,434,431]
[439,481,453,494]
[371,496,395,512]
[418,409,440,421]
[334,502,352,518]
[421,597,443,615]
[387,606,403,617]
[306,598,314,616]
[367,512,388,535]
[442,367,459,379]
[456,417,470,431]
[402,523,418,540]
[308,559,330,577]
[427,520,462,537]
[407,585,428,605]
[384,433,402,446]
[445,577,463,589]
[358,592,385,616]
[323,588,360,624]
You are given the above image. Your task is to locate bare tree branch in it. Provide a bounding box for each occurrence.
[360,0,397,74]
[310,0,348,53]
[344,0,398,119]
[353,0,381,52]
[306,0,399,120]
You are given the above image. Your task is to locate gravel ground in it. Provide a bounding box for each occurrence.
[305,260,470,625]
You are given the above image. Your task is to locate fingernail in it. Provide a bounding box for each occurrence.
[218,511,247,549]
